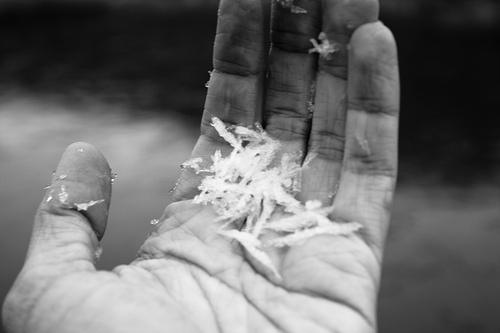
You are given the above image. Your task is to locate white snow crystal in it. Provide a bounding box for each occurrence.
[309,32,339,60]
[186,117,362,279]
[74,199,105,212]
[58,185,69,204]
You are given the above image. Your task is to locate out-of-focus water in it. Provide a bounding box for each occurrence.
[382,186,500,332]
[0,94,198,284]
[0,95,499,332]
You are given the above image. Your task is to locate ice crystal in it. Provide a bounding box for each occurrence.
[265,223,362,248]
[309,32,339,60]
[187,117,361,279]
[111,172,118,184]
[58,185,69,204]
[276,0,307,14]
[74,199,105,212]
[46,189,54,203]
[44,181,104,210]
[94,245,103,261]
[307,81,316,116]
[356,136,372,156]
[205,70,213,88]
[181,157,203,170]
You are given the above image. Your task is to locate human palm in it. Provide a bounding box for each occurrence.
[3,0,399,332]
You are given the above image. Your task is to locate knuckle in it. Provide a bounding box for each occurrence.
[273,29,317,53]
[346,155,397,177]
[309,130,345,161]
[215,0,267,75]
[214,36,263,75]
[265,113,311,141]
[267,50,315,95]
[350,95,384,114]
[272,0,321,52]
[349,95,398,116]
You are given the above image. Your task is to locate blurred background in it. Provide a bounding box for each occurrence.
[0,0,499,332]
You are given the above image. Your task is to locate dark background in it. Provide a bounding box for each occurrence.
[0,1,499,332]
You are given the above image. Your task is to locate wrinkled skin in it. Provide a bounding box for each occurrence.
[2,0,399,332]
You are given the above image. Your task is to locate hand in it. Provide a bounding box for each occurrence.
[2,0,399,332]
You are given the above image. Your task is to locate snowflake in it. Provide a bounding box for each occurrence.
[184,117,361,280]
[309,32,339,60]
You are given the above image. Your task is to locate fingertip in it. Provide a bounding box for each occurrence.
[42,142,112,240]
[348,21,400,116]
[62,142,111,177]
[350,21,398,68]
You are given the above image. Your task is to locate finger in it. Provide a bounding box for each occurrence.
[333,22,400,257]
[300,0,379,204]
[264,0,321,154]
[24,142,112,273]
[174,0,270,200]
[203,0,270,134]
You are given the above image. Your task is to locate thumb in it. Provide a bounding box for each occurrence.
[25,142,112,273]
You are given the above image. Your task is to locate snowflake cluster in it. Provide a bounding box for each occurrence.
[184,118,361,280]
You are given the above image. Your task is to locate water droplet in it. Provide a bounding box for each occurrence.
[94,245,103,261]
[307,101,315,115]
[111,172,118,184]
[46,190,54,203]
[205,70,213,88]
[169,182,179,193]
[150,219,160,226]
[58,185,69,204]
[330,184,340,199]
[355,136,371,156]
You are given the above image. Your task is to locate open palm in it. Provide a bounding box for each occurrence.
[2,0,399,332]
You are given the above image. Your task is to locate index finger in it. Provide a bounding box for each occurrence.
[174,0,270,200]
[202,0,271,139]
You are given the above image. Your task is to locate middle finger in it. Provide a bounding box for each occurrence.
[264,0,321,155]
[300,0,379,204]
